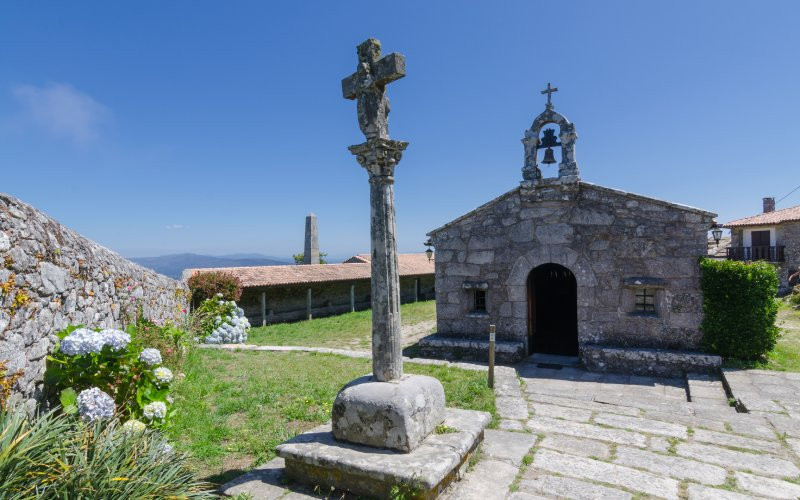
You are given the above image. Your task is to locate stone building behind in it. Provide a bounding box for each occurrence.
[185,253,434,326]
[420,95,718,375]
[723,198,800,292]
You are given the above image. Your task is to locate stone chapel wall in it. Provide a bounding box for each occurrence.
[0,193,188,412]
[777,222,800,290]
[430,182,715,358]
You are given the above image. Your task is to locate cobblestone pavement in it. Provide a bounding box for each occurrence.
[477,355,800,500]
[221,355,800,499]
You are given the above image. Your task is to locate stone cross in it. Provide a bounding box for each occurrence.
[541,82,558,109]
[342,38,406,141]
[344,38,408,382]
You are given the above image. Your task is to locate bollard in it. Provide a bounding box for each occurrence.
[488,324,496,388]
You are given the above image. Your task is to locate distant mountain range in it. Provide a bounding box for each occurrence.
[129,253,291,279]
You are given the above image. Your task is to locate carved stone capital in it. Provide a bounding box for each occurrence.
[349,138,409,178]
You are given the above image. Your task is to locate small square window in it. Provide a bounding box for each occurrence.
[474,290,487,312]
[635,288,656,313]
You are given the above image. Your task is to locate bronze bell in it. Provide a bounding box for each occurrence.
[542,147,557,164]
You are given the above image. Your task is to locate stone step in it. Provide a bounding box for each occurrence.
[419,333,525,363]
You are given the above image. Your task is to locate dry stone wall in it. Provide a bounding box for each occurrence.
[0,193,188,412]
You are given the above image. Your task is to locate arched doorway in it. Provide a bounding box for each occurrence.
[527,263,578,356]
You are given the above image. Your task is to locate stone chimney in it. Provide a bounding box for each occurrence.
[763,197,776,213]
[303,213,320,265]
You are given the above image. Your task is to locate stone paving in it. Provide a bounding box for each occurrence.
[221,353,800,499]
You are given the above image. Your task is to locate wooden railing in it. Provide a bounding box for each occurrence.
[726,246,785,262]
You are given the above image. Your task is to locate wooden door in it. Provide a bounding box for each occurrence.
[751,230,770,260]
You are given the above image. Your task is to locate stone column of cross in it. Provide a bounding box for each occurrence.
[343,39,408,382]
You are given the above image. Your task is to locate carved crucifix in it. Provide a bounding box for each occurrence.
[342,38,406,141]
[541,82,558,109]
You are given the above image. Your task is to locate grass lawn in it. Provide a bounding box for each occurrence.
[246,300,436,350]
[724,299,800,371]
[169,347,495,486]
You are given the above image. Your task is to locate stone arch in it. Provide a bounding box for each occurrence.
[521,108,579,184]
[506,246,596,354]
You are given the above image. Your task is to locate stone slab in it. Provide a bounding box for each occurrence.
[481,429,537,467]
[675,441,800,478]
[518,474,632,500]
[538,434,611,459]
[531,448,680,499]
[734,471,800,499]
[332,374,445,452]
[496,396,529,420]
[440,458,517,500]
[276,408,490,498]
[686,484,759,500]
[498,419,525,431]
[614,446,727,485]
[531,402,593,422]
[527,415,648,447]
[526,393,641,417]
[594,412,688,439]
[692,428,782,453]
[219,457,288,498]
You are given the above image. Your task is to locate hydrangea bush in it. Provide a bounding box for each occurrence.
[45,325,176,428]
[196,294,250,344]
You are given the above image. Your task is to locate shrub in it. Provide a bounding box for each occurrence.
[0,408,213,498]
[45,326,176,428]
[789,285,800,309]
[187,271,242,306]
[127,317,195,370]
[195,294,250,344]
[0,361,22,412]
[700,258,780,359]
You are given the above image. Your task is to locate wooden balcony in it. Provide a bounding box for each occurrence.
[726,245,785,262]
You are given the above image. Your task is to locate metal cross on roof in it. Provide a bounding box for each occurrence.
[541,82,558,109]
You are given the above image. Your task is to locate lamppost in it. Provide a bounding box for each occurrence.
[424,238,434,262]
[711,225,723,245]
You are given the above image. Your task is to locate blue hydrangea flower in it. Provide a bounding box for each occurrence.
[60,328,106,355]
[153,366,173,385]
[203,303,250,344]
[139,348,162,366]
[77,387,115,422]
[100,328,131,351]
[143,401,167,420]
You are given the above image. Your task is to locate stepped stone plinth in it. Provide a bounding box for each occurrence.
[276,408,490,499]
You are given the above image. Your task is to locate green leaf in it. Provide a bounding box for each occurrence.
[59,387,77,407]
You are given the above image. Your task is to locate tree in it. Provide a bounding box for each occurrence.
[293,252,328,264]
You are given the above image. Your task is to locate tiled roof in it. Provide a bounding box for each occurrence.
[724,204,800,228]
[185,253,434,288]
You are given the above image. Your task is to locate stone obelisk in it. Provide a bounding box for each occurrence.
[302,213,320,265]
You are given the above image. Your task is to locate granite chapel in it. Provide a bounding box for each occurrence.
[420,85,718,374]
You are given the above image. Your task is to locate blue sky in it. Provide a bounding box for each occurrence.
[1,1,798,260]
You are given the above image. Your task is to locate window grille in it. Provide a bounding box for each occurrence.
[635,288,655,313]
[474,290,487,312]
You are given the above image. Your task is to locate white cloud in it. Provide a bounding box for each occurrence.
[12,83,109,143]
[165,224,185,230]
